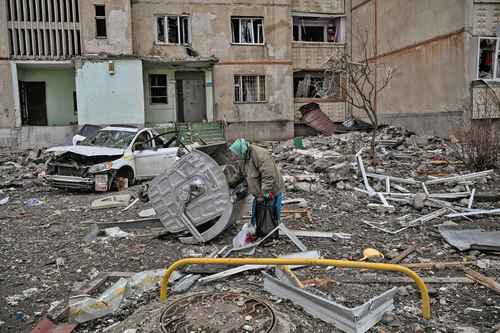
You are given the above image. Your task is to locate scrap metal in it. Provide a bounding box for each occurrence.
[148,150,240,244]
[263,272,398,333]
[159,257,431,320]
[438,224,500,251]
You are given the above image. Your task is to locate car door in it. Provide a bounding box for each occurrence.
[133,130,178,179]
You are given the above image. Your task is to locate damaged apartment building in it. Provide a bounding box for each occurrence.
[0,0,348,147]
[350,0,500,136]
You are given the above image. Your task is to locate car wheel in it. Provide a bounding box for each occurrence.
[116,167,135,187]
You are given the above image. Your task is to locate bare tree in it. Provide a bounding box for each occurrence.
[451,81,500,170]
[320,30,396,163]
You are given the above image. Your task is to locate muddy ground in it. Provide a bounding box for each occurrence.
[1,130,500,332]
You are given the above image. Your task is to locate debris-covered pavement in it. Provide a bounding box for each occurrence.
[1,126,500,332]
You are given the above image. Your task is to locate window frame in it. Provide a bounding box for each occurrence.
[94,4,107,39]
[476,37,500,81]
[231,16,265,45]
[155,15,191,45]
[292,15,345,44]
[233,74,267,103]
[149,74,168,105]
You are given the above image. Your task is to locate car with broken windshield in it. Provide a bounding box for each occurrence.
[44,126,194,192]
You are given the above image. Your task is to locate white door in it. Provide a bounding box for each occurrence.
[133,131,176,179]
[134,147,178,178]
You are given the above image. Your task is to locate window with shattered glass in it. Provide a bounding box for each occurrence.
[156,15,191,44]
[477,38,500,81]
[231,17,264,44]
[292,16,345,43]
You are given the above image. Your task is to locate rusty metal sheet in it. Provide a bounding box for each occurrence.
[299,103,336,135]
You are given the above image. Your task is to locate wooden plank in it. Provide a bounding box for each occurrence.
[339,277,475,284]
[464,267,500,293]
[389,245,416,264]
[402,261,475,270]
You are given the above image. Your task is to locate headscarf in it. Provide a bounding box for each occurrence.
[229,138,249,159]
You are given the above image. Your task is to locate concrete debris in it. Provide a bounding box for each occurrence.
[138,208,156,217]
[103,227,129,239]
[69,269,173,323]
[91,194,132,210]
[0,191,9,205]
[4,124,500,332]
[263,272,398,333]
[438,225,500,251]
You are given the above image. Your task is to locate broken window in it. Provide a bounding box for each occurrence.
[234,75,266,102]
[292,16,344,43]
[294,71,342,99]
[477,38,500,80]
[156,16,191,44]
[149,74,168,104]
[231,17,264,44]
[95,5,107,38]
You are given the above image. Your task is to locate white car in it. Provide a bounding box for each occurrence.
[45,126,197,191]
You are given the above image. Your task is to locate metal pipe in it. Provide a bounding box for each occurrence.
[159,257,431,320]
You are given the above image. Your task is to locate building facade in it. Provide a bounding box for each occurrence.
[0,0,349,147]
[350,0,500,136]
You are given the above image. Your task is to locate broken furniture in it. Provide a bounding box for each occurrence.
[158,257,431,320]
[148,150,242,244]
[263,272,398,333]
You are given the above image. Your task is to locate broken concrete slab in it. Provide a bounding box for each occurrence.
[263,272,398,333]
[438,224,500,251]
[138,208,156,218]
[90,194,132,210]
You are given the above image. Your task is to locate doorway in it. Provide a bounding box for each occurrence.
[19,81,47,126]
[175,71,206,122]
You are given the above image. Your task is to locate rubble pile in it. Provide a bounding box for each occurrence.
[0,149,49,190]
[1,126,500,333]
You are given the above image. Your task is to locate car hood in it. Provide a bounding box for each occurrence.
[46,145,125,157]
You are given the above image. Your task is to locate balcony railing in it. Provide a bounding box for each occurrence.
[6,0,81,59]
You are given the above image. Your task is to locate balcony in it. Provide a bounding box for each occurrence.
[292,42,344,70]
[292,0,344,14]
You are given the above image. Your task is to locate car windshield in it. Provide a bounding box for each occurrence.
[81,130,136,149]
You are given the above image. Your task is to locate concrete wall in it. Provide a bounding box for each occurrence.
[75,59,145,125]
[291,0,344,13]
[0,0,10,57]
[17,67,77,126]
[131,0,291,61]
[131,0,294,140]
[0,61,16,128]
[79,0,133,55]
[292,43,344,70]
[214,63,294,139]
[351,0,469,136]
[473,0,500,36]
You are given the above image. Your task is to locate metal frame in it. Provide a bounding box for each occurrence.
[159,257,431,320]
[477,37,500,81]
[231,16,265,45]
[263,272,397,333]
[155,14,191,45]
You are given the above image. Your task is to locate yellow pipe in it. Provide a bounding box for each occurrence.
[160,258,431,320]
